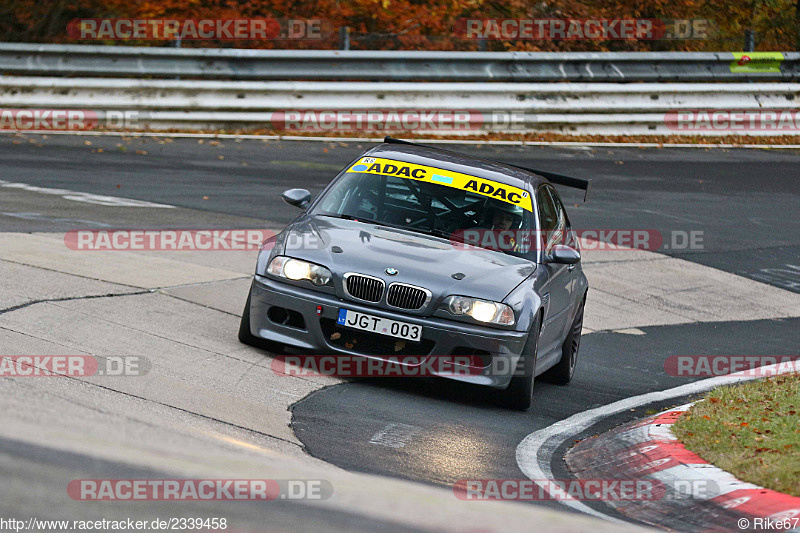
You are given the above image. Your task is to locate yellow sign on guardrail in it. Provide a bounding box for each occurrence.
[730,52,784,73]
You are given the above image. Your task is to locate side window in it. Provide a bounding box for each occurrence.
[537,187,557,232]
[536,186,558,255]
[547,186,569,253]
[547,187,568,230]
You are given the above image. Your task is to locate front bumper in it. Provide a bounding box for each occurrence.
[248,274,529,388]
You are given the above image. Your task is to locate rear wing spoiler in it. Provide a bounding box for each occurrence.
[383,136,591,202]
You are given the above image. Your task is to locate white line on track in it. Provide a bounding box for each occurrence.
[3,130,800,149]
[515,363,800,523]
[0,180,175,208]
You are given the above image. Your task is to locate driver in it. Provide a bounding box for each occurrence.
[488,202,523,231]
[485,202,524,252]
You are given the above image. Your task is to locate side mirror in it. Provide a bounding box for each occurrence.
[282,188,311,209]
[547,245,581,265]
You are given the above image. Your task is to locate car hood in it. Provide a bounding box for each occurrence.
[280,215,535,304]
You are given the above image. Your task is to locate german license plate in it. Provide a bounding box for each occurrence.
[337,309,422,342]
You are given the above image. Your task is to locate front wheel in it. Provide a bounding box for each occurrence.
[543,299,584,385]
[503,313,541,411]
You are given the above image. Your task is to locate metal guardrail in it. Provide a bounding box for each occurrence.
[1,42,798,82]
[2,77,798,135]
[3,77,797,112]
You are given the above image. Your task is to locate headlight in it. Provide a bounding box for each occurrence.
[267,256,333,286]
[444,296,515,326]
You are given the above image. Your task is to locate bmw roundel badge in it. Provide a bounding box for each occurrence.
[385,267,398,276]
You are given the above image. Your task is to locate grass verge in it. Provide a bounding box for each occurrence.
[672,373,800,497]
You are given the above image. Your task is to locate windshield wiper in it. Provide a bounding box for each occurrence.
[323,214,448,241]
[405,227,475,246]
[321,213,398,229]
[423,227,511,254]
[321,214,505,253]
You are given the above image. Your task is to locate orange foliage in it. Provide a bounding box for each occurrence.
[0,0,797,51]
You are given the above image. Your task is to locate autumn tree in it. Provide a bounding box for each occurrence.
[0,0,797,51]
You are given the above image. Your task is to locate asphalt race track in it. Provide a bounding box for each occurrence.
[2,133,799,531]
[3,135,798,292]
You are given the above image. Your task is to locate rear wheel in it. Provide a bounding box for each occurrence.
[238,291,286,354]
[543,299,584,385]
[503,313,541,411]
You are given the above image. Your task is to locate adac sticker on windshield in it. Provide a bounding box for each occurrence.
[347,157,533,212]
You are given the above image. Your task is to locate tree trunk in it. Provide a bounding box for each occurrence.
[796,0,800,50]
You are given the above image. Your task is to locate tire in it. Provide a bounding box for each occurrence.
[543,298,584,385]
[238,291,286,354]
[503,313,542,411]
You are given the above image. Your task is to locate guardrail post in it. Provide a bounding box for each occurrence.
[744,30,755,52]
[339,26,350,51]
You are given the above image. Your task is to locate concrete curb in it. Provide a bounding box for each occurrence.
[566,403,800,532]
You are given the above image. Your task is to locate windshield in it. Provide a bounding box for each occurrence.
[311,170,537,258]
